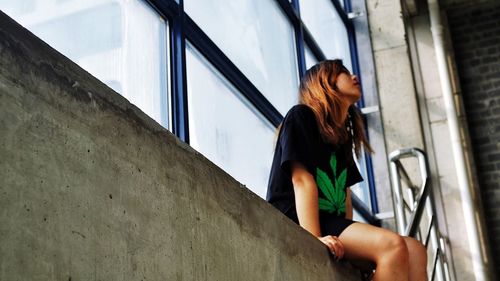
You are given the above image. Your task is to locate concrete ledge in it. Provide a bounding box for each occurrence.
[0,11,361,280]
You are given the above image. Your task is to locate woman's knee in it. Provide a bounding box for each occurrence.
[378,233,409,263]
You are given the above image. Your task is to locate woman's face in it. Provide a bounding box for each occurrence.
[335,72,361,104]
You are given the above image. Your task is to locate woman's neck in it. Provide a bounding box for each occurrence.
[338,100,351,124]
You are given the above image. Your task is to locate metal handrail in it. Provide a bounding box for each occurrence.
[389,148,452,281]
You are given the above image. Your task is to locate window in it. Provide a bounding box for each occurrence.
[186,43,275,198]
[0,0,35,14]
[304,45,318,70]
[0,0,169,127]
[185,0,299,115]
[299,0,352,71]
[2,0,379,213]
[353,209,366,223]
[351,148,372,210]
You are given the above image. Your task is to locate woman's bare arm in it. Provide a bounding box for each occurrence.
[291,161,345,259]
[291,161,321,237]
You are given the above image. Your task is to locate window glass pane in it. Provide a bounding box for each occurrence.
[0,0,169,128]
[0,0,35,14]
[352,149,371,223]
[299,0,352,71]
[185,0,299,115]
[353,209,367,223]
[351,149,372,210]
[304,45,318,70]
[186,42,275,198]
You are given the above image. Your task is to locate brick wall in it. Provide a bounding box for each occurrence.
[446,1,500,277]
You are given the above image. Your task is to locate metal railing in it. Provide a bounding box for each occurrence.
[389,148,452,281]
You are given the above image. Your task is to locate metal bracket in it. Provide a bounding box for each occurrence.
[360,105,379,114]
[374,211,395,220]
[348,11,365,19]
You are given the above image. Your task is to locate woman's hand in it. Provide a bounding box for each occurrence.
[319,235,345,260]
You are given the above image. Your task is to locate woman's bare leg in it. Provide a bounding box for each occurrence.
[338,222,410,281]
[403,236,428,281]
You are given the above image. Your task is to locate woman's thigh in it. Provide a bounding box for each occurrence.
[338,222,407,262]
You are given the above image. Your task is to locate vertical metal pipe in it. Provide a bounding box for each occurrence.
[427,0,491,280]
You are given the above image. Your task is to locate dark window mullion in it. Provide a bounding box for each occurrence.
[364,146,379,213]
[277,0,326,68]
[344,0,352,13]
[276,0,306,77]
[348,23,364,107]
[329,0,361,84]
[303,25,326,61]
[329,0,350,26]
[145,0,179,20]
[275,0,301,26]
[291,0,306,76]
[170,1,189,143]
[146,0,190,142]
[342,0,361,81]
[183,14,283,127]
[342,0,380,214]
[335,0,364,112]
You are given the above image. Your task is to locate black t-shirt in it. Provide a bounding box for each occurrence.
[266,104,363,224]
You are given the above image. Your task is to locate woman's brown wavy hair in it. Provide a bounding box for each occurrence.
[299,59,373,157]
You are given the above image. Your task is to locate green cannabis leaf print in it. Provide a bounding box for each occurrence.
[316,153,347,215]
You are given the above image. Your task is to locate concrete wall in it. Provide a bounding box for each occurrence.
[0,12,360,281]
[366,0,425,153]
[365,0,426,222]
